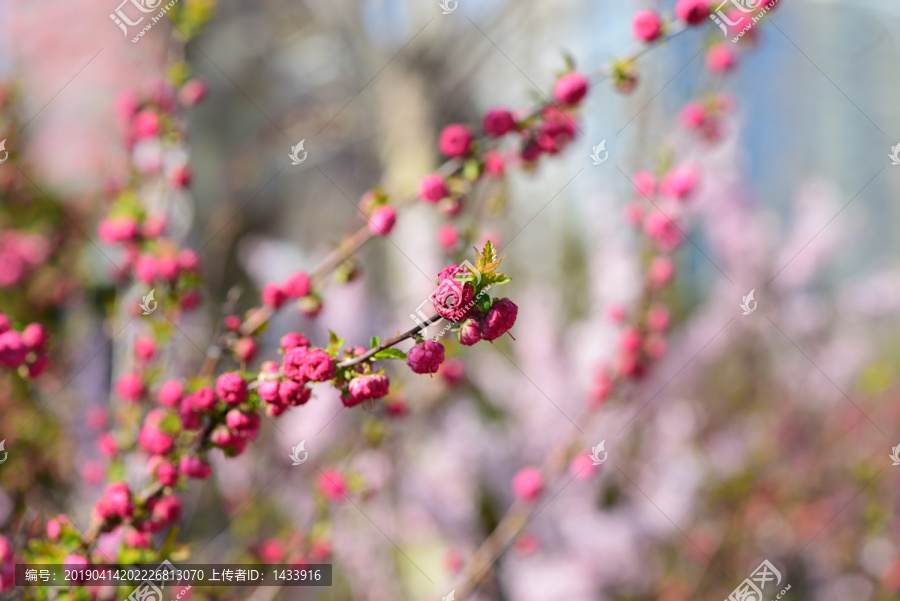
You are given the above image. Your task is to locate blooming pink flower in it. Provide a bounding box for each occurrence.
[21,323,48,351]
[180,456,212,479]
[262,283,287,308]
[283,271,311,298]
[179,397,202,430]
[180,289,202,310]
[283,348,335,382]
[706,43,738,72]
[481,299,518,341]
[512,467,544,501]
[482,108,516,137]
[0,331,28,368]
[138,426,174,455]
[216,372,248,405]
[418,174,450,203]
[157,256,179,282]
[190,386,217,411]
[406,340,445,374]
[431,269,475,322]
[156,381,183,409]
[660,166,699,200]
[115,372,145,402]
[439,124,474,157]
[318,469,347,501]
[675,0,709,24]
[258,380,281,404]
[458,318,482,346]
[521,141,543,163]
[258,539,285,563]
[168,164,192,188]
[632,10,663,42]
[27,353,49,378]
[345,374,390,407]
[553,72,589,105]
[278,380,312,406]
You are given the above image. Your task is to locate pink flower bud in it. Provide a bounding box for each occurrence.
[47,518,62,541]
[648,256,675,288]
[104,482,135,519]
[345,374,390,407]
[115,372,145,402]
[632,10,662,42]
[632,170,656,198]
[680,101,707,129]
[0,331,28,368]
[439,124,474,158]
[284,348,335,383]
[418,174,449,203]
[134,254,157,283]
[21,323,48,351]
[179,456,212,479]
[282,271,311,299]
[481,299,518,341]
[458,318,482,346]
[660,166,699,200]
[553,72,588,105]
[224,314,242,331]
[647,305,670,331]
[216,372,248,405]
[258,380,281,404]
[98,433,118,457]
[150,494,182,528]
[482,108,516,137]
[368,205,397,236]
[134,336,156,361]
[126,529,151,549]
[439,358,465,385]
[281,332,310,351]
[437,224,459,253]
[138,426,174,455]
[619,328,642,352]
[706,43,738,72]
[158,380,184,407]
[234,337,258,363]
[133,109,160,139]
[278,380,312,406]
[155,461,179,487]
[179,78,208,106]
[484,150,506,177]
[318,469,347,502]
[675,0,709,25]
[512,467,544,501]
[262,283,287,308]
[190,386,217,411]
[177,249,200,272]
[569,454,596,479]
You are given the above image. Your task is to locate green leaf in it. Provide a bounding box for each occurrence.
[480,272,511,286]
[326,330,346,355]
[373,348,407,360]
[370,335,382,348]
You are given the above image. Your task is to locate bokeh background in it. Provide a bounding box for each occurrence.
[3,0,900,600]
